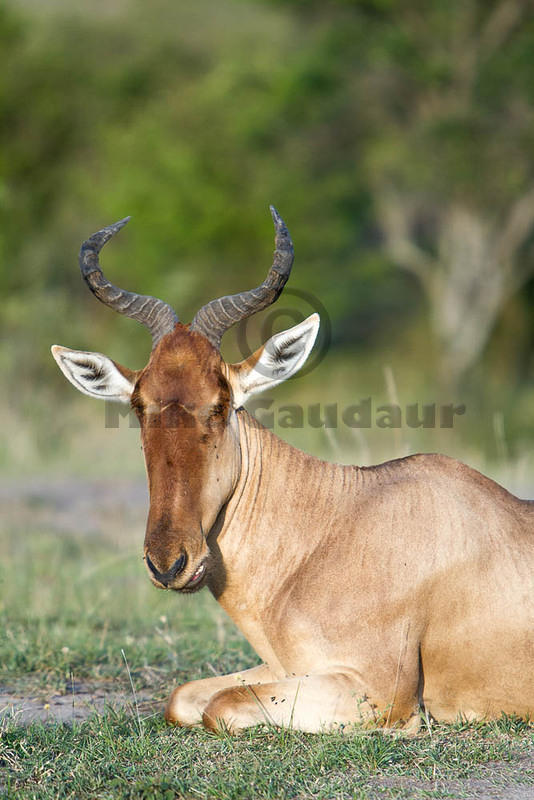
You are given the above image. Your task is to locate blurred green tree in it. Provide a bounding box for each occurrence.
[268,0,534,386]
[2,0,534,473]
[0,0,411,376]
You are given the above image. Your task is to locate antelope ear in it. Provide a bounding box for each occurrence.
[51,345,136,403]
[226,313,320,407]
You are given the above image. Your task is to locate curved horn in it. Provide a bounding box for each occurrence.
[190,205,294,349]
[79,217,179,348]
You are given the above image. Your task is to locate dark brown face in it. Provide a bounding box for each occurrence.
[53,211,299,587]
[132,324,239,592]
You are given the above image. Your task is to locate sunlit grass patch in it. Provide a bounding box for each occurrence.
[0,523,256,696]
[1,712,532,800]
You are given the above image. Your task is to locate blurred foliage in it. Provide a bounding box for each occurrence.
[1,0,534,475]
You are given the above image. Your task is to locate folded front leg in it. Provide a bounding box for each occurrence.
[165,663,277,726]
[201,672,408,733]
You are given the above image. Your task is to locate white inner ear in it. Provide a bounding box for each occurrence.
[232,313,320,406]
[51,345,134,404]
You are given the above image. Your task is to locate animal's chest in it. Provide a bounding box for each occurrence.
[213,570,353,676]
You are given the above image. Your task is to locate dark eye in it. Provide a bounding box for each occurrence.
[131,399,144,416]
[210,403,226,418]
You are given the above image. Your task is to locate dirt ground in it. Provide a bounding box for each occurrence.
[368,755,534,799]
[1,478,155,726]
[0,682,159,726]
[0,475,148,545]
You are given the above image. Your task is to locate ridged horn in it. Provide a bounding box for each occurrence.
[190,205,294,349]
[79,217,179,348]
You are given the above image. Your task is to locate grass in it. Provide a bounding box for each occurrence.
[0,523,256,697]
[2,713,533,799]
[1,486,533,799]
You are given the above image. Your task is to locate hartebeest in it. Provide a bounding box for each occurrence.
[52,209,534,733]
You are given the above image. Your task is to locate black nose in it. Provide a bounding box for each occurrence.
[146,553,187,587]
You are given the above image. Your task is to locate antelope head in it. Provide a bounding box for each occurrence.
[52,208,319,592]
